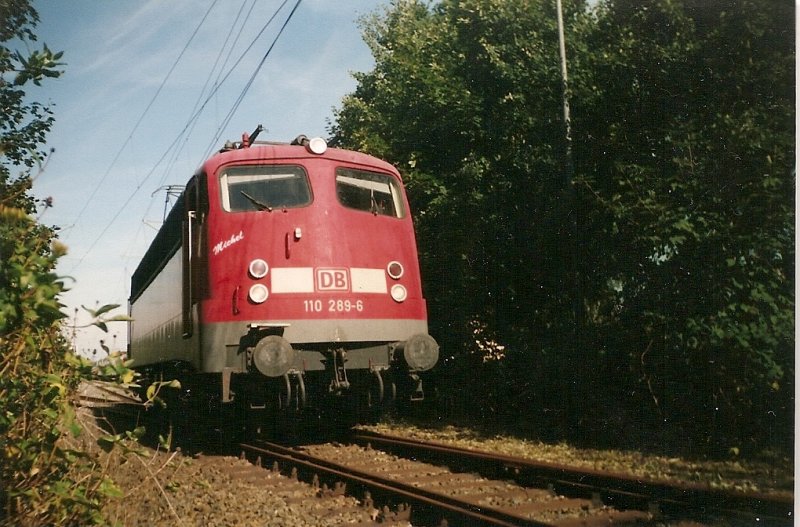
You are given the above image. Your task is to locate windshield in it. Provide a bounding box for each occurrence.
[220,165,312,212]
[336,168,405,218]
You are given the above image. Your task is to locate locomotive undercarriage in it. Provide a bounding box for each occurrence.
[225,321,437,406]
[232,333,432,414]
[136,331,437,445]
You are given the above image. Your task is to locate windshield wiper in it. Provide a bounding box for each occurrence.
[240,191,272,212]
[370,189,379,215]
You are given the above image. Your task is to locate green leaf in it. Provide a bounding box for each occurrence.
[44,373,67,396]
[126,426,146,441]
[97,433,121,452]
[98,478,124,498]
[158,433,172,450]
[92,303,121,317]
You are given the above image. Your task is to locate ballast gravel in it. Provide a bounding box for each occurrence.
[358,421,793,498]
[70,408,791,526]
[101,452,376,527]
[72,408,401,527]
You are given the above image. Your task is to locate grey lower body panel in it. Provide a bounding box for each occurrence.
[201,318,429,374]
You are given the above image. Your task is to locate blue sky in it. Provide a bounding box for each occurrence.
[30,0,385,356]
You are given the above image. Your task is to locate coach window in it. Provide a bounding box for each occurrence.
[335,168,405,218]
[220,165,312,212]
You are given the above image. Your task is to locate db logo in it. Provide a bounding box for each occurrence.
[315,268,349,291]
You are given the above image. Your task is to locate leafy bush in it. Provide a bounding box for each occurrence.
[0,208,114,525]
[0,3,132,523]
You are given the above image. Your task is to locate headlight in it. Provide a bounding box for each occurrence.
[252,335,295,377]
[387,261,404,280]
[400,333,439,372]
[307,137,327,155]
[249,284,269,304]
[249,259,269,279]
[390,284,407,303]
[292,134,328,154]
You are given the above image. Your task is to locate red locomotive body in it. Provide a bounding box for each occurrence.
[129,134,438,433]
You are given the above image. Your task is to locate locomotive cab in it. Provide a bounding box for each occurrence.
[129,133,438,432]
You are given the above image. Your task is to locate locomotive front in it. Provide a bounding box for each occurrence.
[130,134,438,425]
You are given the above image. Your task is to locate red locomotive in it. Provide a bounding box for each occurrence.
[129,127,438,435]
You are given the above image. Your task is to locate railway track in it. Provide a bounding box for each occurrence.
[349,431,793,526]
[76,391,791,525]
[241,443,663,527]
[241,440,602,526]
[76,380,141,408]
[75,380,144,424]
[241,435,791,527]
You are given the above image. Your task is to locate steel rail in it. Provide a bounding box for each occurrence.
[77,380,141,405]
[76,395,140,409]
[77,395,125,406]
[352,430,793,526]
[240,441,562,527]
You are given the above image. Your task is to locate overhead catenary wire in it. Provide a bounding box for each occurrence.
[66,130,191,274]
[156,0,257,189]
[134,0,293,194]
[201,0,303,161]
[116,0,257,284]
[68,0,304,276]
[118,0,254,265]
[62,0,220,241]
[167,0,297,173]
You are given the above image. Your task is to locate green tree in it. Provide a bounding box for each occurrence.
[1,1,62,211]
[332,0,595,432]
[577,0,794,451]
[332,0,794,453]
[0,3,124,525]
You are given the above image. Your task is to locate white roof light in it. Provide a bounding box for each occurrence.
[307,137,327,155]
